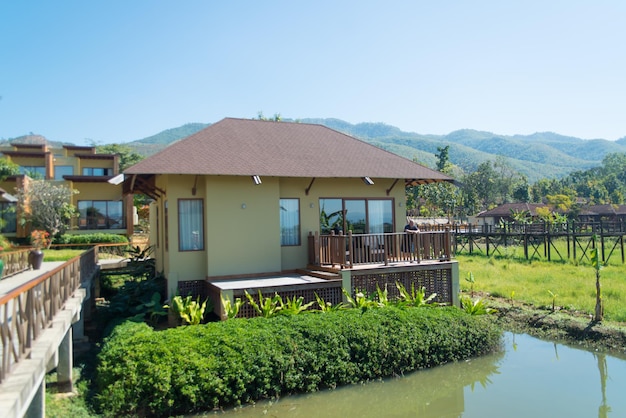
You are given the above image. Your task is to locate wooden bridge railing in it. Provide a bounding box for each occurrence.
[309,230,453,268]
[0,248,98,383]
[0,248,32,279]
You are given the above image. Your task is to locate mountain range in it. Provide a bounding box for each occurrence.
[126,119,626,183]
[6,119,626,183]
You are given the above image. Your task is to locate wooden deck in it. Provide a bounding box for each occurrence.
[198,256,458,320]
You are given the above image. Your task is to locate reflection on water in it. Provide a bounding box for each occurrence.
[202,333,626,418]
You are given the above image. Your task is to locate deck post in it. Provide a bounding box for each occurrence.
[340,270,352,301]
[451,261,460,308]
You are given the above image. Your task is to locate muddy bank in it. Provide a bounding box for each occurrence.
[483,296,626,354]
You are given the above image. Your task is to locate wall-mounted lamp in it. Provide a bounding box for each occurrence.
[309,203,315,209]
[362,176,374,185]
[399,202,403,207]
[252,175,262,185]
[241,203,247,209]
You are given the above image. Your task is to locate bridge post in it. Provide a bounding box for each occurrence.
[24,380,45,418]
[57,328,73,392]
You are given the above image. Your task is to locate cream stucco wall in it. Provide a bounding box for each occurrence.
[160,175,208,297]
[155,174,408,297]
[205,176,281,277]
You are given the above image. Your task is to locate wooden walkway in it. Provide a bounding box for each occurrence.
[0,252,98,418]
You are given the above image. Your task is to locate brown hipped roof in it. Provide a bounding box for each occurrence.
[124,118,453,184]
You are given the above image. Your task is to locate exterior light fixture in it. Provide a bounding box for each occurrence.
[362,176,374,185]
[252,175,262,185]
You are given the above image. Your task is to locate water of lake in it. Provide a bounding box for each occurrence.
[204,332,626,418]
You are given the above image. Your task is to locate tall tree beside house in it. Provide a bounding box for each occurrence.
[15,180,78,239]
[96,144,144,171]
[0,158,20,232]
[96,144,151,210]
[0,157,20,181]
[460,158,527,212]
[435,145,451,172]
[417,146,463,220]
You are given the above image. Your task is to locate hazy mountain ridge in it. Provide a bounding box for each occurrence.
[123,118,626,182]
[5,119,624,183]
[294,120,623,181]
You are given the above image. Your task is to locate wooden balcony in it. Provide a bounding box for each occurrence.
[202,230,458,320]
[308,230,453,269]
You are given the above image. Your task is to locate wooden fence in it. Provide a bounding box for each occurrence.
[0,248,97,383]
[448,221,625,264]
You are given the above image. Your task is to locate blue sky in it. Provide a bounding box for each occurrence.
[1,1,625,145]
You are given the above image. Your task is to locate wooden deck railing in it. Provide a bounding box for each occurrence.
[308,230,452,268]
[0,248,98,383]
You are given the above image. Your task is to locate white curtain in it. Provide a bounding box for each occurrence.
[179,199,204,251]
[280,199,300,246]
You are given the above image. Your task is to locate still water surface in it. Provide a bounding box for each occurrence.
[205,333,626,418]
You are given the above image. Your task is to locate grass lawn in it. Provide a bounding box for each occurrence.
[457,253,626,323]
[42,249,85,261]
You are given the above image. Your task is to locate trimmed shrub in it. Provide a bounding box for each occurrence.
[96,307,501,417]
[54,233,129,246]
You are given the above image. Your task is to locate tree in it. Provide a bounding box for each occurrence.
[256,111,282,122]
[591,236,603,322]
[435,145,451,172]
[417,146,462,221]
[96,144,144,172]
[15,180,78,239]
[0,157,20,181]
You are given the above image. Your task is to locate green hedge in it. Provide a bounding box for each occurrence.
[54,233,129,245]
[96,307,501,417]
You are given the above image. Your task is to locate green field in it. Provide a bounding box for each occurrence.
[457,251,626,323]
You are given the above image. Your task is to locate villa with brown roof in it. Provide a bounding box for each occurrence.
[123,117,459,317]
[475,202,549,226]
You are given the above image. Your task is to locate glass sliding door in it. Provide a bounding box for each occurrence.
[368,199,393,233]
[319,198,394,234]
[345,200,366,234]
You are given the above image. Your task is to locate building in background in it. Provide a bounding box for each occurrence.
[0,141,134,238]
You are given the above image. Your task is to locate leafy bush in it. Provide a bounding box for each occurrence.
[98,275,168,336]
[166,295,211,325]
[96,308,501,417]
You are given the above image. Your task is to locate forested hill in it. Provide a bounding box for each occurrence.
[296,119,626,183]
[21,118,620,184]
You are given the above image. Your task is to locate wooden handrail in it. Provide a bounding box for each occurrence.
[310,230,453,267]
[0,247,98,383]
